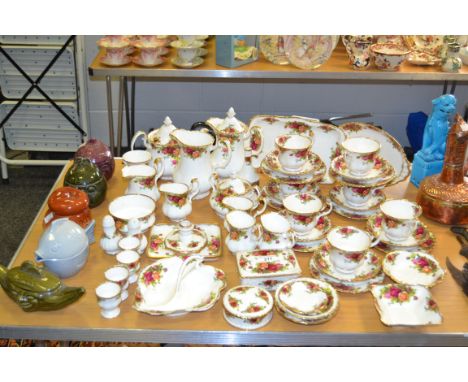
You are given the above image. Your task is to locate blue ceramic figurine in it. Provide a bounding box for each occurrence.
[410,94,457,187]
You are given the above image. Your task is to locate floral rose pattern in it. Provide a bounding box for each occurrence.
[263,116,278,124]
[252,261,287,274]
[408,253,438,275]
[150,234,164,250]
[425,298,439,312]
[183,146,206,160]
[136,176,155,189]
[292,214,314,225]
[167,194,187,208]
[285,121,310,134]
[337,227,356,238]
[379,285,416,304]
[142,264,167,286]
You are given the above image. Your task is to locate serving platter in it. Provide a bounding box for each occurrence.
[403,35,445,57]
[249,115,345,183]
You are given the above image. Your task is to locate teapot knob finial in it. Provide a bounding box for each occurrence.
[227,107,236,119]
[164,116,173,126]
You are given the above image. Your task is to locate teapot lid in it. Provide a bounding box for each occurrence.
[150,116,177,145]
[37,218,88,260]
[216,107,247,134]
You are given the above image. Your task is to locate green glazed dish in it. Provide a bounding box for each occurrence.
[0,261,85,312]
[64,157,107,208]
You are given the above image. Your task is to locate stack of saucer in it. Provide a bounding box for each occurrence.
[366,199,436,253]
[261,133,326,210]
[282,192,333,252]
[329,137,395,220]
[171,37,208,68]
[309,226,384,293]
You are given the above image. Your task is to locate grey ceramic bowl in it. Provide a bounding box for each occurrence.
[35,246,89,279]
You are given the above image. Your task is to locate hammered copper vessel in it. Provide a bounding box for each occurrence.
[416,114,468,225]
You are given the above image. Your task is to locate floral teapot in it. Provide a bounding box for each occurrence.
[205,107,263,178]
[130,116,179,180]
[170,129,232,199]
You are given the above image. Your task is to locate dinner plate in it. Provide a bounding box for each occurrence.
[403,35,445,57]
[259,35,289,65]
[283,35,335,70]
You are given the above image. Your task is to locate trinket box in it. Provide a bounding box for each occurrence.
[216,35,259,68]
[236,249,301,291]
[223,286,273,330]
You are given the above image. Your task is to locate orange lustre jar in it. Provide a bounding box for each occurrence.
[44,186,92,228]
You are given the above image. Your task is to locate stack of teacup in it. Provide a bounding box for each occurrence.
[309,226,385,294]
[329,137,395,220]
[170,35,208,68]
[131,36,169,67]
[366,199,435,254]
[97,35,133,66]
[260,133,328,251]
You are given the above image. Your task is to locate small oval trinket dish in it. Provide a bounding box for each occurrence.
[223,285,273,330]
[383,251,445,287]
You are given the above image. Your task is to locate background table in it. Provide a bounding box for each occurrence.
[1,159,467,345]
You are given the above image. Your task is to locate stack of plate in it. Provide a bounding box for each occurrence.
[274,277,339,325]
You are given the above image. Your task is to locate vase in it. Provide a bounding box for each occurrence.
[75,138,115,180]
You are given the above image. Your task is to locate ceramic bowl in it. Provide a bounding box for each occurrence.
[223,285,274,330]
[36,247,89,279]
[108,194,156,233]
[122,150,152,166]
[370,43,410,71]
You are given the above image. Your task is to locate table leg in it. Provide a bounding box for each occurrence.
[105,75,115,156]
[124,76,131,149]
[131,77,136,137]
[117,76,124,157]
[0,128,9,183]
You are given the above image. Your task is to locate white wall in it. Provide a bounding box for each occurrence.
[84,36,468,148]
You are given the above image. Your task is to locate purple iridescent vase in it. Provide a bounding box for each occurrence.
[75,138,115,180]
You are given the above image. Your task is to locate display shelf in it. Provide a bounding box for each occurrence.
[89,38,468,81]
[1,160,467,346]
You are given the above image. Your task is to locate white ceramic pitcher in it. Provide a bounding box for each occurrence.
[122,159,164,201]
[170,129,232,199]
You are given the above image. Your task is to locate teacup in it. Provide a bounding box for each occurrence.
[259,212,295,250]
[104,265,129,301]
[222,196,266,217]
[341,137,380,176]
[326,226,379,274]
[116,250,141,284]
[225,210,262,253]
[379,199,422,243]
[275,134,313,171]
[140,48,162,64]
[95,281,121,319]
[283,193,332,236]
[171,40,204,62]
[122,150,152,166]
[342,185,382,207]
[371,43,410,71]
[105,47,128,65]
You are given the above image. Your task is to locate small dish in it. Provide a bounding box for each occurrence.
[370,43,410,71]
[108,194,156,234]
[330,155,395,186]
[371,284,442,326]
[407,51,441,66]
[171,56,204,68]
[383,250,445,287]
[100,55,131,67]
[275,277,339,325]
[223,286,273,330]
[164,225,207,255]
[329,185,385,211]
[236,249,301,292]
[132,55,165,67]
[147,224,222,260]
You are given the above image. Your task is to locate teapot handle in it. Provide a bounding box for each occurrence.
[249,126,264,156]
[131,131,149,150]
[212,138,232,170]
[153,157,164,180]
[188,178,200,201]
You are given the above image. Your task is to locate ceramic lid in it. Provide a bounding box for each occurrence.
[275,277,339,318]
[236,249,301,278]
[149,116,177,146]
[164,225,207,254]
[36,218,88,260]
[383,251,445,287]
[283,193,323,215]
[223,285,273,319]
[371,284,442,326]
[327,226,372,252]
[213,107,247,134]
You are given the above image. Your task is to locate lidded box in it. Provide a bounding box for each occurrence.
[216,35,259,68]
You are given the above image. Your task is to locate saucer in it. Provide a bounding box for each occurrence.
[367,213,436,252]
[198,48,208,57]
[132,56,164,67]
[171,56,204,68]
[331,198,380,220]
[329,185,385,211]
[261,150,326,183]
[309,254,385,294]
[383,250,445,287]
[330,155,395,186]
[371,284,442,326]
[147,224,222,260]
[293,216,332,253]
[311,243,382,282]
[100,55,131,67]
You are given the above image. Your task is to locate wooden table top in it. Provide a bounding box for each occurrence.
[88,37,468,81]
[1,160,467,346]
